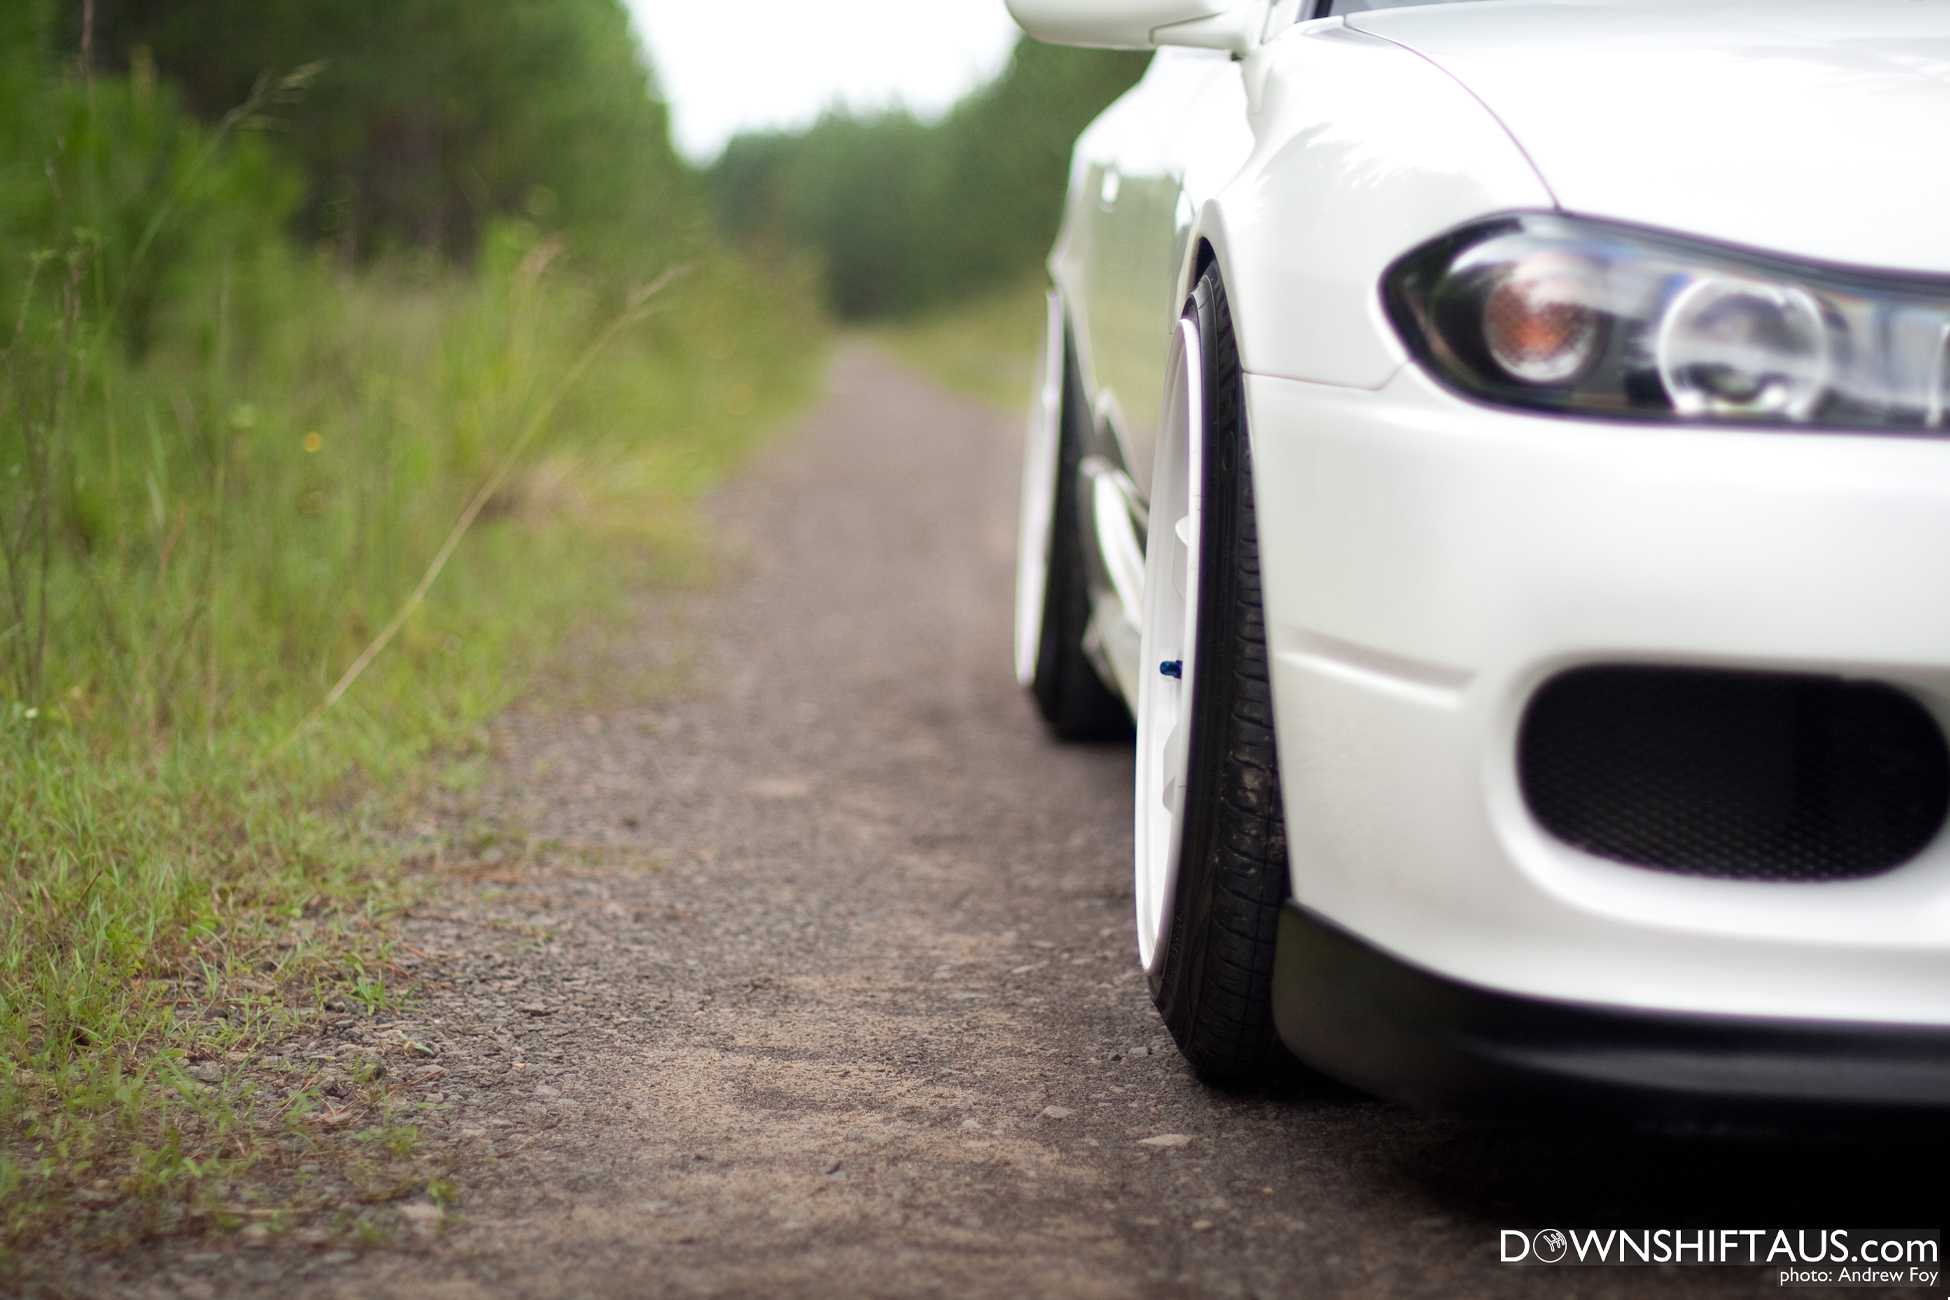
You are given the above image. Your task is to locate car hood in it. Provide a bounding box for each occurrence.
[1345,0,1950,275]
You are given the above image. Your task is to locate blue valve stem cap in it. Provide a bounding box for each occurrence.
[1160,660,1182,679]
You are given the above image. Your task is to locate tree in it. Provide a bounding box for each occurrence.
[75,0,695,264]
[710,39,1151,319]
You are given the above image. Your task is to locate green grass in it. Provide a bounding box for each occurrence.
[0,227,826,1268]
[866,274,1047,412]
[0,38,830,1276]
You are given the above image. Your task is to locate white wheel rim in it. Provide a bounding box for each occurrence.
[1135,317,1203,974]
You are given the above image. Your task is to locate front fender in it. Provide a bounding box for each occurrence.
[1184,21,1552,389]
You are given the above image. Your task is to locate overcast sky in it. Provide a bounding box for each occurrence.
[626,1,1025,164]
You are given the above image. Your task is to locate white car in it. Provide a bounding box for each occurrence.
[1008,0,1950,1134]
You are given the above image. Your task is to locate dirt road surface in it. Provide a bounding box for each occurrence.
[108,346,1924,1299]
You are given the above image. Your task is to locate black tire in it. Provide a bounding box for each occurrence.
[1031,327,1133,741]
[1149,265,1290,1085]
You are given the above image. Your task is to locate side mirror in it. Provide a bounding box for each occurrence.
[1005,0,1279,54]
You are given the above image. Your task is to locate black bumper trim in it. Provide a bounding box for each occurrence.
[1270,903,1950,1137]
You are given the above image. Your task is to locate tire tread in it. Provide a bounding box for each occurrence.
[1154,267,1289,1084]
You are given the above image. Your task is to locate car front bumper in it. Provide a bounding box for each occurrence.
[1246,364,1950,1034]
[1271,903,1950,1136]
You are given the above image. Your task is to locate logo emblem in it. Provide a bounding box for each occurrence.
[1531,1229,1569,1263]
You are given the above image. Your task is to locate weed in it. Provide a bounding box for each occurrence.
[344,971,393,1019]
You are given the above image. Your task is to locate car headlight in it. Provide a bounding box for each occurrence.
[1384,214,1950,430]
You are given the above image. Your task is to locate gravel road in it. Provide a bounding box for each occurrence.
[109,345,1925,1299]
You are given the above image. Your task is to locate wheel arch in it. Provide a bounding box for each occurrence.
[1173,215,1249,375]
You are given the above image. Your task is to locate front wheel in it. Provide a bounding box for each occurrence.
[1135,263,1290,1085]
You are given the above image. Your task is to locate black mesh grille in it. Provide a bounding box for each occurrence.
[1518,666,1950,882]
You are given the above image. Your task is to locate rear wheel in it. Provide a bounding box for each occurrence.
[1136,264,1290,1085]
[1021,312,1132,741]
